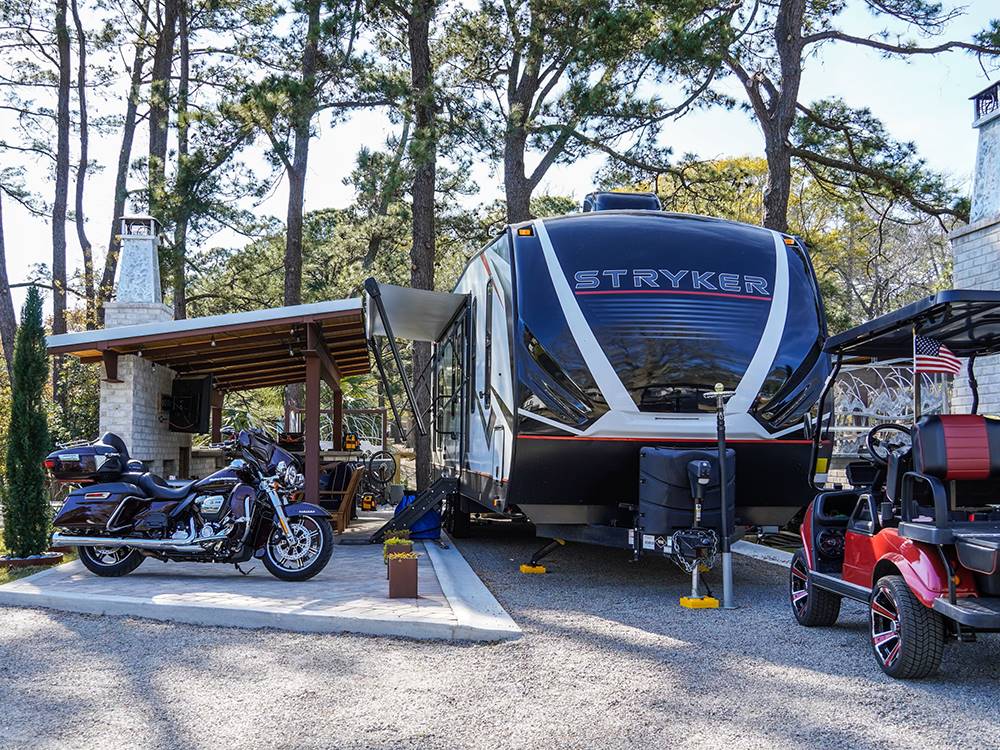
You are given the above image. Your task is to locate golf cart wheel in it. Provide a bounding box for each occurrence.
[870,575,945,679]
[789,550,841,626]
[77,545,145,577]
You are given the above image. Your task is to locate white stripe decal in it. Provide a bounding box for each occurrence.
[533,219,635,412]
[516,408,584,435]
[728,231,789,415]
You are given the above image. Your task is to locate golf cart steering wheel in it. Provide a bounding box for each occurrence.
[865,423,911,467]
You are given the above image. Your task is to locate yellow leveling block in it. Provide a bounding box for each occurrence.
[679,596,719,609]
[520,564,547,574]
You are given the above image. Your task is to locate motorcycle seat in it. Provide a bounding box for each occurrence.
[138,473,197,501]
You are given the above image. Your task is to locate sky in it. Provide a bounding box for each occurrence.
[3,0,997,319]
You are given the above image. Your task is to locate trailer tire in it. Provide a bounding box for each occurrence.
[447,503,471,538]
[870,575,945,679]
[789,550,841,626]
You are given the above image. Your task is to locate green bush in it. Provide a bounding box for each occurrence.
[2,287,53,558]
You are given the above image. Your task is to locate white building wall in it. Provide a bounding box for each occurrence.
[951,93,1000,414]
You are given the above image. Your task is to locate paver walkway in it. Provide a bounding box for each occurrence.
[0,522,520,641]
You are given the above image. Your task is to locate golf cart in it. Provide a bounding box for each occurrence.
[791,290,1000,678]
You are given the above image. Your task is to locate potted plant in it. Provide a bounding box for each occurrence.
[388,551,419,598]
[1,288,62,570]
[383,535,413,578]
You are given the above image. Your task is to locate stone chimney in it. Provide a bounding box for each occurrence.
[951,83,1000,412]
[99,216,192,477]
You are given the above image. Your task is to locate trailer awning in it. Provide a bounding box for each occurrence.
[365,281,467,342]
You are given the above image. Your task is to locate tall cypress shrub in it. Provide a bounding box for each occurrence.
[2,286,52,557]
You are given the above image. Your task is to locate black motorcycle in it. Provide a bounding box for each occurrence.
[46,430,335,581]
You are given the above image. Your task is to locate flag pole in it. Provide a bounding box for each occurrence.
[912,324,922,421]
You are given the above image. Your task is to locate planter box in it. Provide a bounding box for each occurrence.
[0,552,64,569]
[388,556,418,598]
[384,541,412,578]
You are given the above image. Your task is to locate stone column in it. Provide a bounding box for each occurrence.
[952,84,1000,413]
[99,216,192,477]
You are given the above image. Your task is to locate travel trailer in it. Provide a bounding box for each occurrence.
[366,207,830,545]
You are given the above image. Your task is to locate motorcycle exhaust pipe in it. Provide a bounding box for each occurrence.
[52,529,230,554]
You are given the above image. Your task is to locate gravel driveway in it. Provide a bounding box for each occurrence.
[2,522,999,750]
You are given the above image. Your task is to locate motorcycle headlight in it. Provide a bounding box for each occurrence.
[285,464,298,487]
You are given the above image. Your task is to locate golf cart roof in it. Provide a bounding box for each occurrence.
[824,290,1000,359]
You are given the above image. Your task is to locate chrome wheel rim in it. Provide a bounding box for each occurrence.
[790,557,809,615]
[88,546,132,566]
[268,517,323,572]
[871,586,901,667]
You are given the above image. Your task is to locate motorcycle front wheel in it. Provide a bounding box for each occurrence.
[262,515,334,582]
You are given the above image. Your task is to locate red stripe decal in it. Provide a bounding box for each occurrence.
[517,435,811,444]
[941,415,990,480]
[574,289,771,302]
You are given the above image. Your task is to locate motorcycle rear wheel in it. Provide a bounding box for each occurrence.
[262,515,334,582]
[78,545,145,577]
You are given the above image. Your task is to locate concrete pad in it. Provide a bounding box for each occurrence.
[0,535,520,642]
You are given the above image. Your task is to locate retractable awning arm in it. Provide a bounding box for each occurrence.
[365,278,427,438]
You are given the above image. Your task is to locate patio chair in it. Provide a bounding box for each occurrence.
[324,464,365,534]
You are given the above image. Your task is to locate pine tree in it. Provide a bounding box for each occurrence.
[2,286,53,558]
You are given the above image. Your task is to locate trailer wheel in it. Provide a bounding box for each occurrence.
[446,503,471,538]
[789,550,841,626]
[870,575,945,679]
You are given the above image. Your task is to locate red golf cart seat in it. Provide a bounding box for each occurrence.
[912,415,1000,481]
[899,415,1000,545]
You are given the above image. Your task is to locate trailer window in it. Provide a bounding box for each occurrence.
[513,231,608,428]
[547,214,776,413]
[752,242,828,427]
[484,280,493,409]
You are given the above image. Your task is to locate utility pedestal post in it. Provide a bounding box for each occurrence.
[705,383,737,610]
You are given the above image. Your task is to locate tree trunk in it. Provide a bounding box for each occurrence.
[283,0,321,308]
[99,0,150,323]
[761,0,805,233]
[0,192,17,378]
[70,0,95,328]
[503,127,531,224]
[52,0,72,408]
[282,0,320,417]
[762,135,792,233]
[172,0,190,319]
[409,0,437,491]
[149,0,178,222]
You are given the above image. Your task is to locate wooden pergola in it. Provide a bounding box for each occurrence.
[47,299,371,503]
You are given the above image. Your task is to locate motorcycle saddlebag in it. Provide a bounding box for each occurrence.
[44,443,125,482]
[52,483,138,530]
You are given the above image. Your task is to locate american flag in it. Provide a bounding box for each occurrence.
[914,335,963,375]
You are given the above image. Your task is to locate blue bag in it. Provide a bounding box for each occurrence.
[394,493,441,540]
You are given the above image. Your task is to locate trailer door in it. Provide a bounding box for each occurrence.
[433,314,467,471]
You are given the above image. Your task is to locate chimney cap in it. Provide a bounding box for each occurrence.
[971,81,1000,127]
[118,215,161,237]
